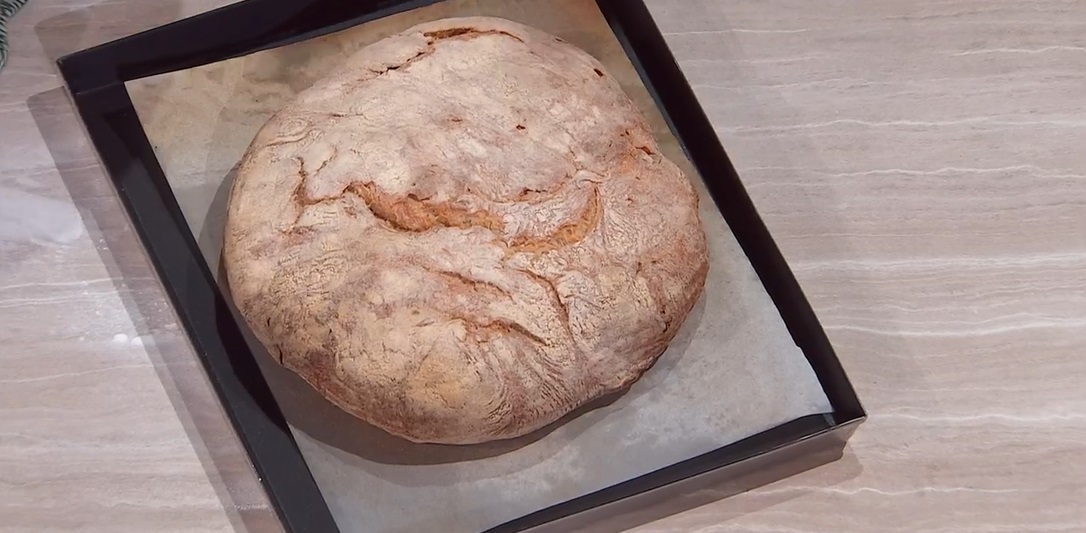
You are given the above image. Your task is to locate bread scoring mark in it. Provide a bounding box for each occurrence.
[455,315,549,347]
[288,152,505,235]
[290,154,337,206]
[264,128,316,147]
[428,268,511,299]
[324,111,366,119]
[514,172,574,202]
[345,181,505,233]
[423,27,525,44]
[616,128,659,160]
[286,154,342,232]
[369,48,432,76]
[289,157,312,219]
[366,27,525,79]
[514,268,573,340]
[288,158,599,254]
[511,187,603,253]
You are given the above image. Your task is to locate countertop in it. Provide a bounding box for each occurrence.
[2,0,1084,532]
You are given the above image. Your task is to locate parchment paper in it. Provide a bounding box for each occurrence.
[126,1,832,531]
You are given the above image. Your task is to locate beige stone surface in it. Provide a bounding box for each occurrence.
[1,0,1084,532]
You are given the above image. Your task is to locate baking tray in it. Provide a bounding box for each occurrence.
[57,1,866,532]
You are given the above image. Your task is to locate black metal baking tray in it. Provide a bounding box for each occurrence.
[57,1,865,531]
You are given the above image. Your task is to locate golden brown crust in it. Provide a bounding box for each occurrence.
[223,17,709,444]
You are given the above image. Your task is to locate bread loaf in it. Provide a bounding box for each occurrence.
[224,17,709,444]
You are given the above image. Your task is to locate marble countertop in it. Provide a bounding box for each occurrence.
[2,0,1084,532]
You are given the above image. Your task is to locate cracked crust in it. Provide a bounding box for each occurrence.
[223,17,709,444]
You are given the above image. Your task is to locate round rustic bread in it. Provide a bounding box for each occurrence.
[224,17,709,444]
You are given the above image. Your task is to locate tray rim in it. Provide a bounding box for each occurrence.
[56,1,867,531]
